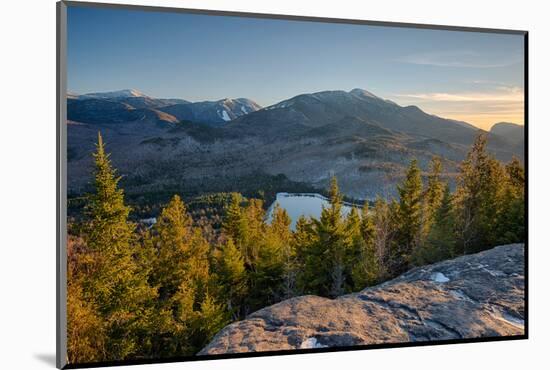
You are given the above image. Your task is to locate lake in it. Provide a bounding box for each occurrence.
[266,192,357,229]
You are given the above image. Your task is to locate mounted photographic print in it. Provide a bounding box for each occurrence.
[56,1,528,368]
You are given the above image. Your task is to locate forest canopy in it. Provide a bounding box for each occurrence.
[67,132,525,364]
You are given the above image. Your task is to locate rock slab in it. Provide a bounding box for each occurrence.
[199,244,525,354]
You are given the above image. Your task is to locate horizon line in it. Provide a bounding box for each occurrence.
[67,87,525,130]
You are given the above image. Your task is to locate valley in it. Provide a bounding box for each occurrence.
[67,88,524,218]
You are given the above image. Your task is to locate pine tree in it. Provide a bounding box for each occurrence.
[217,237,247,319]
[305,176,349,297]
[66,234,106,364]
[413,184,456,265]
[170,282,198,355]
[272,205,296,299]
[506,157,525,189]
[496,157,525,244]
[222,193,244,245]
[454,133,507,254]
[241,198,266,267]
[371,197,394,281]
[192,293,230,350]
[392,159,423,275]
[67,280,106,364]
[150,194,218,356]
[422,156,445,237]
[346,206,362,239]
[293,216,317,294]
[82,132,156,361]
[151,194,193,301]
[271,203,292,245]
[248,204,289,309]
[350,203,378,289]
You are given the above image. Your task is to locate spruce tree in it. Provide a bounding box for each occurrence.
[423,156,445,237]
[371,197,394,281]
[392,159,423,275]
[151,194,193,301]
[350,203,378,289]
[217,237,247,319]
[241,198,266,267]
[496,157,525,244]
[454,133,507,253]
[67,280,106,364]
[151,194,219,355]
[66,235,106,364]
[272,205,296,299]
[307,176,349,297]
[83,132,156,361]
[413,184,456,265]
[192,293,230,350]
[293,216,317,294]
[222,193,244,245]
[506,157,525,189]
[249,204,289,309]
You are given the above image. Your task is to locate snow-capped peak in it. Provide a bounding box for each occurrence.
[81,89,148,99]
[218,109,231,121]
[349,88,381,100]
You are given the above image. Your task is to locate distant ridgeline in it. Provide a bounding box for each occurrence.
[66,88,524,213]
[66,129,524,364]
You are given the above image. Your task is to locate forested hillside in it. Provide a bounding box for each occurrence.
[67,131,524,364]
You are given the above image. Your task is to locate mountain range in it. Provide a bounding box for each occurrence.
[69,89,262,126]
[66,88,524,200]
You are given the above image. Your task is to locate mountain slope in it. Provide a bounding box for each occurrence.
[72,90,190,109]
[200,244,524,354]
[67,98,178,125]
[66,87,524,199]
[158,98,262,125]
[491,122,524,148]
[231,88,480,146]
[112,96,189,109]
[79,89,148,99]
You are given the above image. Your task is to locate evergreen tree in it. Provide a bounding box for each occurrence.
[294,216,318,294]
[272,205,296,299]
[217,237,247,319]
[350,203,378,289]
[271,203,292,245]
[222,193,244,245]
[150,194,219,355]
[496,157,525,244]
[422,156,445,237]
[346,206,362,239]
[248,204,289,309]
[66,235,106,364]
[392,159,423,275]
[371,197,394,281]
[82,132,156,361]
[305,176,349,297]
[413,184,456,265]
[151,194,193,301]
[241,198,266,267]
[192,293,230,350]
[506,157,525,189]
[67,280,106,364]
[454,133,507,253]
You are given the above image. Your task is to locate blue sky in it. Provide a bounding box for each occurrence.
[67,5,525,129]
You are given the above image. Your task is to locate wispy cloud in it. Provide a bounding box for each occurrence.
[394,88,524,103]
[399,50,522,68]
[391,87,524,130]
